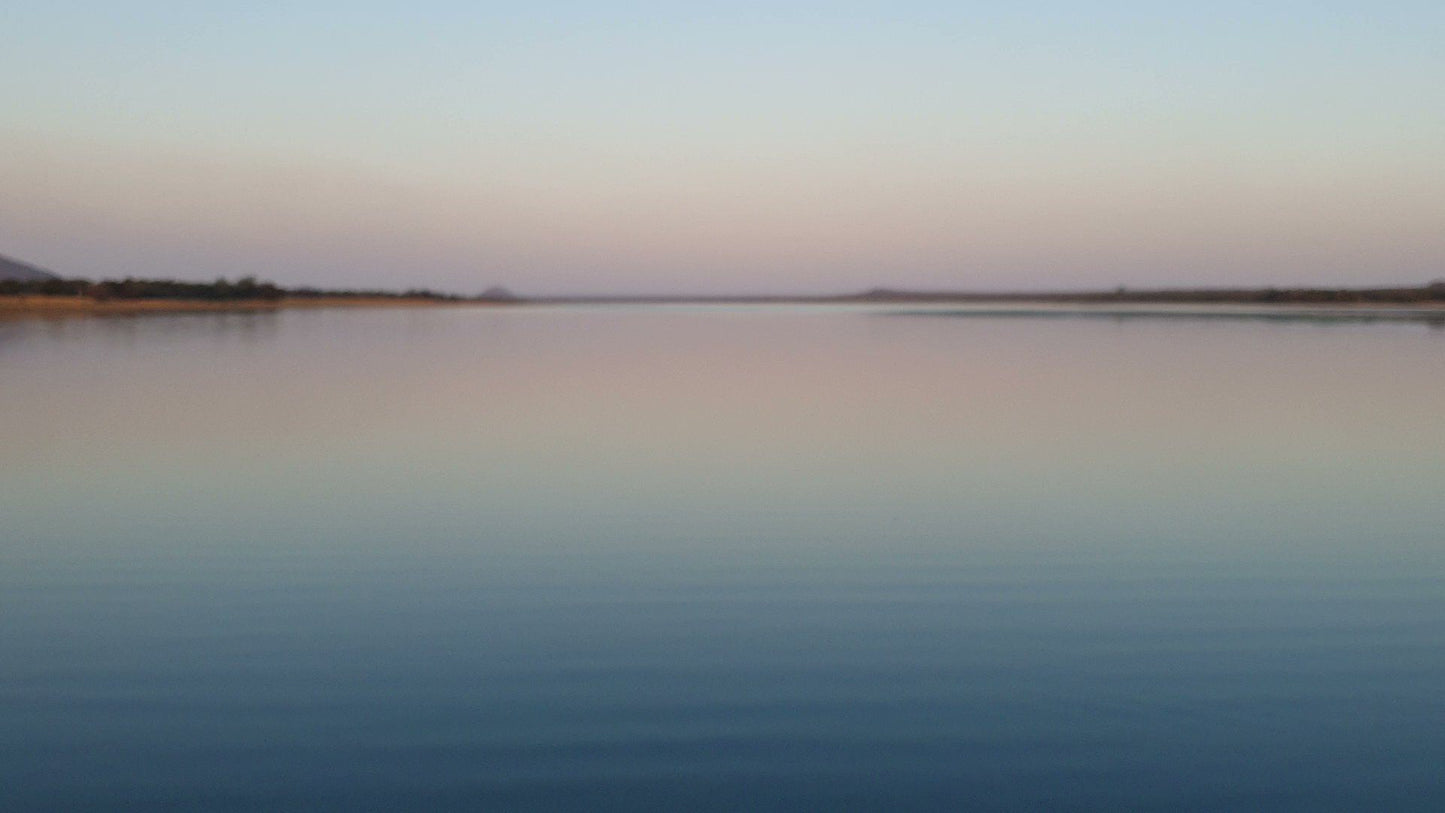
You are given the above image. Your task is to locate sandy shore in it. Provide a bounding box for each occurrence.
[0,295,485,319]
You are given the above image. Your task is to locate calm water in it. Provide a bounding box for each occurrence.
[2,306,1443,810]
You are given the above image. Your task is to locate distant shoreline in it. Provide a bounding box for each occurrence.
[531,282,1445,307]
[5,287,1444,321]
[0,295,488,319]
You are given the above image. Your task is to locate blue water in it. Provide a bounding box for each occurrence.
[2,306,1443,810]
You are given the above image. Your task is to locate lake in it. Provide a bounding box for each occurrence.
[2,305,1443,810]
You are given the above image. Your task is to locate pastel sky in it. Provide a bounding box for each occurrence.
[3,2,1442,295]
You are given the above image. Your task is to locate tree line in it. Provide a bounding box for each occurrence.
[854,282,1445,305]
[0,276,471,302]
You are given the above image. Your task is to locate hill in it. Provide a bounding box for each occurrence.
[0,254,59,282]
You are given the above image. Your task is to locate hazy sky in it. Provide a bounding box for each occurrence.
[3,2,1442,294]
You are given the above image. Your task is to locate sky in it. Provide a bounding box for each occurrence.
[2,2,1442,295]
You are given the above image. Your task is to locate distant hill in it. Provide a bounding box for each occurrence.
[477,286,519,301]
[0,254,59,282]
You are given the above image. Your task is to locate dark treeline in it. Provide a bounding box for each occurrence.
[8,274,1444,306]
[0,276,473,302]
[852,282,1445,305]
[1059,282,1445,305]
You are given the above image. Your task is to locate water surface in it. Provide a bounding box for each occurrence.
[3,306,1443,809]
